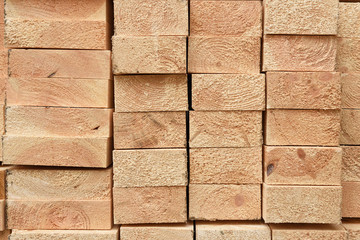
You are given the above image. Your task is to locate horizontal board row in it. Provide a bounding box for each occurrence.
[112,35,360,74]
[114,72,352,112]
[112,1,359,37]
[7,71,359,110]
[7,221,360,240]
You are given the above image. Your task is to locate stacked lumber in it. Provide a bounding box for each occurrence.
[112,0,188,225]
[3,0,113,168]
[1,0,360,239]
[2,0,118,238]
[338,1,360,219]
[263,0,342,228]
[188,0,264,221]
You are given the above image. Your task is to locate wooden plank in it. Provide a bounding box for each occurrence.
[190,1,262,37]
[0,51,7,79]
[341,109,360,145]
[121,224,193,240]
[264,0,338,35]
[190,111,263,148]
[0,166,13,199]
[115,75,187,112]
[112,36,186,74]
[342,73,360,109]
[0,79,5,105]
[342,182,360,218]
[3,136,111,168]
[196,221,271,240]
[0,105,3,135]
[270,224,346,240]
[0,200,4,231]
[7,78,113,108]
[190,147,262,184]
[114,112,186,149]
[114,0,188,36]
[337,38,360,73]
[189,184,261,221]
[343,220,360,240]
[263,184,342,224]
[5,20,109,50]
[6,168,111,200]
[264,146,342,185]
[6,106,112,138]
[113,149,187,187]
[9,227,119,240]
[113,186,187,224]
[4,0,109,49]
[267,72,341,110]
[263,35,337,72]
[342,146,360,182]
[9,49,111,79]
[188,37,260,74]
[0,24,4,49]
[266,110,340,146]
[7,200,112,230]
[0,230,10,240]
[338,3,360,38]
[192,74,265,111]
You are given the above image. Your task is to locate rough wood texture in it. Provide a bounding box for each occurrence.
[196,222,271,240]
[190,111,262,148]
[263,184,342,224]
[6,106,112,138]
[113,112,186,149]
[115,75,187,112]
[342,146,360,182]
[114,0,188,36]
[112,36,186,74]
[9,227,119,240]
[264,0,338,35]
[0,230,9,240]
[0,200,4,231]
[0,51,7,78]
[192,74,265,111]
[189,184,261,221]
[113,186,187,224]
[7,78,112,108]
[190,147,262,184]
[267,72,341,110]
[264,146,342,185]
[188,37,260,74]
[4,0,110,49]
[342,73,360,109]
[266,110,340,146]
[2,136,111,168]
[341,109,360,145]
[337,38,360,73]
[0,78,5,105]
[6,168,112,200]
[342,182,360,218]
[343,220,360,240]
[270,224,346,240]
[7,200,112,230]
[9,49,111,79]
[338,3,360,38]
[113,149,187,187]
[263,35,337,72]
[190,1,262,36]
[121,224,193,240]
[0,105,4,135]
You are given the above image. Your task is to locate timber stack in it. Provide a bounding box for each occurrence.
[0,0,358,239]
